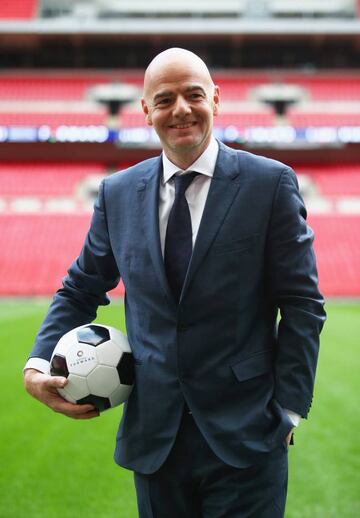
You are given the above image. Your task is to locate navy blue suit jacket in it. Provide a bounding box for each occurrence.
[30,142,326,473]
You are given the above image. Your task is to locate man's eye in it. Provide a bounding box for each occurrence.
[189,93,202,99]
[157,98,171,105]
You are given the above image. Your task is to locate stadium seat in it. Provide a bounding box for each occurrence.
[0,163,106,197]
[309,215,360,296]
[0,209,357,297]
[295,164,360,196]
[0,0,37,19]
[1,72,359,102]
[0,214,125,296]
[0,112,106,128]
[0,74,142,100]
[288,111,360,127]
[1,72,359,133]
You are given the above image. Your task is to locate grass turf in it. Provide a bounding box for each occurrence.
[0,299,358,517]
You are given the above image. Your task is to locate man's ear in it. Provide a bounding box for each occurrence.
[212,85,220,116]
[141,98,153,126]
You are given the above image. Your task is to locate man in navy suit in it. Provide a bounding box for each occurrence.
[24,48,326,517]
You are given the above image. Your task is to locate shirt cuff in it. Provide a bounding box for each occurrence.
[284,409,301,427]
[24,358,50,375]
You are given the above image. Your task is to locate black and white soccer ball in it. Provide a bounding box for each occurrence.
[50,324,134,412]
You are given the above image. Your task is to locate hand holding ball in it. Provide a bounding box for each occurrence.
[50,324,134,412]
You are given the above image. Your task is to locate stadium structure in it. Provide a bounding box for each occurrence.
[0,0,359,297]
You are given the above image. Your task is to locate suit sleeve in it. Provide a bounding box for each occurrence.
[28,180,120,362]
[266,167,326,418]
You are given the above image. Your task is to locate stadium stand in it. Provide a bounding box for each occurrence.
[288,111,360,127]
[0,112,106,127]
[0,214,125,296]
[0,0,37,20]
[0,212,357,297]
[0,163,106,196]
[278,74,360,100]
[1,72,359,101]
[309,215,360,296]
[0,74,144,100]
[0,158,359,297]
[0,1,359,299]
[1,71,359,132]
[296,164,360,196]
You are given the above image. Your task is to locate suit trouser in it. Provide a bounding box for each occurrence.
[134,409,289,518]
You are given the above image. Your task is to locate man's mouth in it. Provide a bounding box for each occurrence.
[169,122,196,129]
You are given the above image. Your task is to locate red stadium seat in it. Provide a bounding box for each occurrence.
[0,72,359,102]
[0,0,37,19]
[0,112,106,128]
[0,74,142,100]
[0,214,125,296]
[0,71,359,134]
[0,211,357,297]
[215,111,275,128]
[288,111,360,127]
[295,164,360,196]
[0,163,106,197]
[309,215,360,297]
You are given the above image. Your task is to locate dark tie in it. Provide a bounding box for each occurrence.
[164,172,198,302]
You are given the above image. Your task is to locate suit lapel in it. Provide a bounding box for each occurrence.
[180,143,243,302]
[137,157,175,304]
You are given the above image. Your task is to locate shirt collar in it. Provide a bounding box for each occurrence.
[162,136,219,184]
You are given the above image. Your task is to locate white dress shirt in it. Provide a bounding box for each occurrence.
[24,136,300,427]
[159,136,218,256]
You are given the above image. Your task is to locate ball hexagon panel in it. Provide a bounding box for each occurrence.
[66,342,98,377]
[77,325,110,347]
[87,365,120,397]
[77,395,111,412]
[96,339,122,367]
[109,383,133,407]
[62,373,90,401]
[50,354,69,378]
[117,352,135,386]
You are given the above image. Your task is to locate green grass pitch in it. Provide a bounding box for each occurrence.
[0,299,359,517]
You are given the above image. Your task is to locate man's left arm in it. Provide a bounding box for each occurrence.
[267,166,326,420]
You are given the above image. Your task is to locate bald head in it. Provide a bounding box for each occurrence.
[143,48,214,100]
[141,47,220,169]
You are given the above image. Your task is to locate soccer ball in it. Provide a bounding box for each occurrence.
[50,324,134,412]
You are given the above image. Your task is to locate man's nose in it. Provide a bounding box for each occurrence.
[173,96,191,117]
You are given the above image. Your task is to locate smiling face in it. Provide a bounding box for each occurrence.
[141,49,220,169]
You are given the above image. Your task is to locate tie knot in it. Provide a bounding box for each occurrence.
[174,172,198,198]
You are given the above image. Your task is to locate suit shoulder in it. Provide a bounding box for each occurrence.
[219,142,292,181]
[103,156,161,188]
[237,149,291,176]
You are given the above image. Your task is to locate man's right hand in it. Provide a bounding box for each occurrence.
[24,368,100,419]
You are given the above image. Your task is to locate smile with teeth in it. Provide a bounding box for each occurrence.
[170,122,196,129]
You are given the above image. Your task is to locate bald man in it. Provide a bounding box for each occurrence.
[25,48,325,517]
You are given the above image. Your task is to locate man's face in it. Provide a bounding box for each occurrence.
[141,59,219,167]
